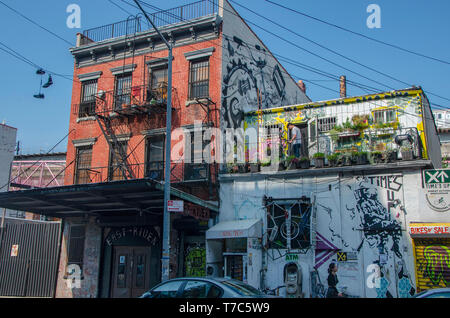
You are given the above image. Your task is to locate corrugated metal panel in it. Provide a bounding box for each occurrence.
[0,220,61,297]
[414,238,450,292]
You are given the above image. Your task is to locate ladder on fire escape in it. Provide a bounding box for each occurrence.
[95,114,135,180]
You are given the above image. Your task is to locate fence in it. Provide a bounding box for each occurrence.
[0,218,61,297]
[81,0,219,45]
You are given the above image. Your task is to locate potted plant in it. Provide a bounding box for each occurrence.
[352,114,370,131]
[342,153,352,166]
[248,162,260,173]
[384,150,398,163]
[327,153,339,167]
[400,146,414,161]
[371,151,383,164]
[354,151,369,165]
[299,156,310,169]
[285,155,299,170]
[313,152,325,168]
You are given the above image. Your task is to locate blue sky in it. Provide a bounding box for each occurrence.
[0,0,449,154]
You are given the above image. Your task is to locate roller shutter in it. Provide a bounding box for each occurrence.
[413,238,450,292]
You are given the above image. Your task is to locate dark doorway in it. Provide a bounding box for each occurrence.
[288,123,309,157]
[111,246,151,298]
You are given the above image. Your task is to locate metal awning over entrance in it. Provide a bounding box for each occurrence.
[206,219,262,239]
[0,178,218,218]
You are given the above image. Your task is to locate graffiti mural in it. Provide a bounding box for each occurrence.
[185,246,206,277]
[222,35,305,130]
[351,176,403,258]
[423,245,450,286]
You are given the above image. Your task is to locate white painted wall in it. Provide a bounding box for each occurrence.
[216,169,448,298]
[0,124,17,193]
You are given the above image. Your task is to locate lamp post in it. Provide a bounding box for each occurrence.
[133,0,172,281]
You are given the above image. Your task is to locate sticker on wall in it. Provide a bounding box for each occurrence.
[423,169,450,212]
[10,245,19,257]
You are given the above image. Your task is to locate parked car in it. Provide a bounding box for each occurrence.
[413,288,450,298]
[140,277,275,298]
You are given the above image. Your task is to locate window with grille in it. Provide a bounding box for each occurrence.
[67,225,86,272]
[266,200,312,251]
[108,141,128,181]
[79,79,98,117]
[188,59,209,100]
[74,146,93,184]
[318,117,337,132]
[146,135,165,181]
[374,109,396,124]
[114,74,132,110]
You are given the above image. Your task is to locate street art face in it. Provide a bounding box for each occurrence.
[423,245,450,286]
[222,35,298,129]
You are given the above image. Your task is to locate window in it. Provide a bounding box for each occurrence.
[146,135,165,181]
[188,59,209,99]
[374,109,396,124]
[181,281,222,298]
[318,117,337,132]
[266,200,312,251]
[184,130,207,181]
[79,79,98,117]
[147,67,168,103]
[74,146,93,184]
[108,141,128,181]
[67,225,86,272]
[114,74,132,110]
[151,280,184,298]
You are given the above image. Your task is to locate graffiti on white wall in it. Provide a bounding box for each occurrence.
[222,35,303,130]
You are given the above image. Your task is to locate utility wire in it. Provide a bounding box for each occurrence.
[107,0,134,15]
[265,0,450,67]
[0,0,75,47]
[0,129,76,191]
[227,0,450,104]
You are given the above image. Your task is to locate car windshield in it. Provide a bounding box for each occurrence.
[221,280,263,296]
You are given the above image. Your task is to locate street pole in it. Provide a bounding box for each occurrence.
[133,0,172,281]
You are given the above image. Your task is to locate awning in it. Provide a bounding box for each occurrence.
[206,219,262,239]
[0,178,218,218]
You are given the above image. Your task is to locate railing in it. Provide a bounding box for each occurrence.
[80,0,219,46]
[225,126,425,172]
[72,84,168,117]
[69,161,209,184]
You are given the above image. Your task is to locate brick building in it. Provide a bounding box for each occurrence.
[0,0,309,298]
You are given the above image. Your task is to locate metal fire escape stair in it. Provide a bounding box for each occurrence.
[95,114,135,180]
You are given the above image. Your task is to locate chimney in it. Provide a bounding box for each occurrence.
[297,80,306,94]
[340,75,347,98]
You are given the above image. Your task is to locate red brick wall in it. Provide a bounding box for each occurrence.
[65,37,222,197]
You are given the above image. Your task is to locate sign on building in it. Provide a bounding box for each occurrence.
[168,200,184,213]
[423,169,450,212]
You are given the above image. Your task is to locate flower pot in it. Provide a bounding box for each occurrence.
[249,164,260,173]
[328,160,337,167]
[401,150,413,161]
[386,151,398,163]
[356,154,368,165]
[343,156,352,166]
[299,160,310,169]
[314,158,325,168]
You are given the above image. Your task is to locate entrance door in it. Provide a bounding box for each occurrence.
[111,246,151,298]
